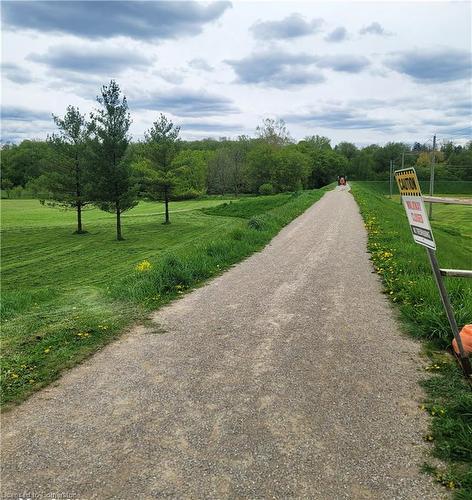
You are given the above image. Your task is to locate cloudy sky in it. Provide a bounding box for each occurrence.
[1,0,471,145]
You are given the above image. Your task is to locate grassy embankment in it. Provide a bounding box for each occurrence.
[361,180,472,196]
[1,189,327,408]
[352,181,472,498]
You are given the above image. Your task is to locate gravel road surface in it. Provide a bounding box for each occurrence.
[1,190,444,499]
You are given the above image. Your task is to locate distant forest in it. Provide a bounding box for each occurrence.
[1,81,471,203]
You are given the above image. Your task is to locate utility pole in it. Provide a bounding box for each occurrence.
[389,159,393,198]
[399,151,405,204]
[429,134,436,219]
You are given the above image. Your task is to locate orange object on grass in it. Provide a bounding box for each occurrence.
[452,324,472,354]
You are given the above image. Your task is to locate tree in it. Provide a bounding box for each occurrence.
[225,138,250,196]
[297,138,346,187]
[272,146,310,192]
[1,178,13,198]
[373,142,409,175]
[256,118,292,147]
[0,140,52,187]
[172,149,207,198]
[42,106,93,233]
[207,148,232,195]
[246,142,277,192]
[207,139,249,196]
[303,135,332,151]
[90,80,137,240]
[335,141,358,161]
[443,141,472,180]
[143,114,181,224]
[416,150,444,168]
[412,142,429,153]
[349,146,378,180]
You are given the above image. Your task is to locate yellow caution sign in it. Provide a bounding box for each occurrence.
[394,168,436,250]
[395,168,421,196]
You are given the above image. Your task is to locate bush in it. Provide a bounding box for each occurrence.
[171,189,203,200]
[248,216,266,231]
[259,183,274,195]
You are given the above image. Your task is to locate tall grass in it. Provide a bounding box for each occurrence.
[352,182,472,497]
[110,190,326,307]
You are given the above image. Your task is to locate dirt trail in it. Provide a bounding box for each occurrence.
[1,190,444,499]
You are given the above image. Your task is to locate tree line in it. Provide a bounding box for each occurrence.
[1,79,471,239]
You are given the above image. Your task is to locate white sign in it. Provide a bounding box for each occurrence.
[394,168,436,250]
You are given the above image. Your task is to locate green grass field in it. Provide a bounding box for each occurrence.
[363,180,472,196]
[352,182,472,498]
[390,195,472,240]
[1,198,234,229]
[1,190,326,407]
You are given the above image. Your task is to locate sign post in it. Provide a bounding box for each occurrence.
[394,168,471,375]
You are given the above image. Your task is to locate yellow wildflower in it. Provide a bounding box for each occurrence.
[136,259,152,272]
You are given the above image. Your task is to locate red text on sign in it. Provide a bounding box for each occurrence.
[412,213,424,223]
[406,200,421,210]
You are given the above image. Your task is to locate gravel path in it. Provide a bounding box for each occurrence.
[1,190,444,499]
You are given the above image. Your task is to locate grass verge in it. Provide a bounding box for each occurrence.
[1,189,327,408]
[351,182,472,497]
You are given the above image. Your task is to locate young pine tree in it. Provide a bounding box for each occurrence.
[143,114,180,224]
[44,106,93,234]
[90,80,137,240]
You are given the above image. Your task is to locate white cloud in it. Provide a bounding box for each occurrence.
[1,1,470,144]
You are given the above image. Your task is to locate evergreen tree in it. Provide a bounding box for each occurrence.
[43,106,93,233]
[142,114,181,224]
[90,80,137,240]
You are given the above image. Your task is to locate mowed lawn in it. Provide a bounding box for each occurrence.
[420,196,471,241]
[1,191,320,407]
[2,199,238,288]
[389,194,472,241]
[1,198,230,229]
[1,198,242,405]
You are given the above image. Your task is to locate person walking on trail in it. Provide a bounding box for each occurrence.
[336,175,350,191]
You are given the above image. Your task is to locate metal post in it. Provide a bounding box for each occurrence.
[429,134,436,219]
[399,153,405,204]
[426,248,471,375]
[389,160,393,199]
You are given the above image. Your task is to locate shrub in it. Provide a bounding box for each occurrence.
[248,216,266,231]
[259,183,274,195]
[171,189,203,200]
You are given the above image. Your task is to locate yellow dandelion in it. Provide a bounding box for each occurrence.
[136,259,152,272]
